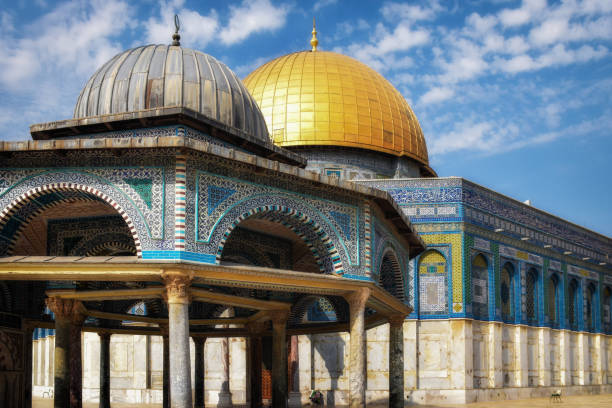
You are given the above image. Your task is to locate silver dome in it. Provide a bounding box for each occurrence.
[74,45,269,142]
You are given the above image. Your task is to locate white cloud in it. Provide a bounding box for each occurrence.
[334,19,369,40]
[381,1,442,23]
[313,0,337,12]
[429,121,495,155]
[0,0,132,89]
[0,0,138,141]
[498,44,608,73]
[219,0,290,45]
[420,87,454,105]
[144,0,218,49]
[498,0,546,27]
[342,22,429,71]
[529,18,569,46]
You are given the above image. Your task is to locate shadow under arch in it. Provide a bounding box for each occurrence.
[378,246,406,302]
[0,183,142,257]
[290,294,347,406]
[215,204,346,274]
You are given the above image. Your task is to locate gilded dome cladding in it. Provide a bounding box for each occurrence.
[74,45,269,142]
[243,50,429,166]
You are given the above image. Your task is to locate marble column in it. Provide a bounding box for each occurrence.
[514,325,528,387]
[24,323,34,408]
[345,288,370,408]
[577,332,588,385]
[160,326,170,408]
[271,311,289,408]
[594,334,605,385]
[538,327,551,386]
[450,319,473,390]
[388,315,405,408]
[70,313,85,408]
[98,332,111,408]
[46,297,81,408]
[559,330,571,386]
[163,271,193,408]
[288,335,301,408]
[193,337,206,408]
[488,322,503,388]
[218,336,233,406]
[248,323,265,408]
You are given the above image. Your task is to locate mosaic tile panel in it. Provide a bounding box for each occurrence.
[418,250,448,314]
[174,155,187,251]
[419,233,463,312]
[194,170,361,274]
[567,264,599,281]
[47,216,135,256]
[0,167,166,239]
[0,169,171,254]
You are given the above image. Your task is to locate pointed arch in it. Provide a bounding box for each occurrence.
[471,253,489,319]
[379,248,405,302]
[0,183,142,256]
[500,261,516,322]
[215,204,345,274]
[418,249,448,315]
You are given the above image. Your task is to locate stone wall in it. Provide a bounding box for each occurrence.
[30,320,612,406]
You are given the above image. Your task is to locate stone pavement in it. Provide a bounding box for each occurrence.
[33,393,612,407]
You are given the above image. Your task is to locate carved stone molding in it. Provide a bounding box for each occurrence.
[269,310,289,326]
[45,297,84,322]
[387,314,406,328]
[344,287,370,312]
[161,270,193,304]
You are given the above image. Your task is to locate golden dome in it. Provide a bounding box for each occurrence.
[243,50,431,169]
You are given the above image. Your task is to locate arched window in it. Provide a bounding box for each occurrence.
[471,254,489,319]
[418,250,447,315]
[568,279,579,330]
[379,250,405,301]
[525,268,538,323]
[586,283,596,331]
[548,274,560,327]
[501,262,515,321]
[603,287,611,334]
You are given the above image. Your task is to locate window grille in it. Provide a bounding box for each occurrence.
[501,263,514,321]
[526,269,537,322]
[548,276,557,325]
[568,280,578,329]
[471,254,488,319]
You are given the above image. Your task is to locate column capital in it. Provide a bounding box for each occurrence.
[98,331,112,341]
[45,297,84,322]
[192,336,207,346]
[269,310,289,325]
[344,287,370,311]
[162,270,193,304]
[387,314,406,328]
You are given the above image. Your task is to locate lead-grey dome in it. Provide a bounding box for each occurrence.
[74,45,269,142]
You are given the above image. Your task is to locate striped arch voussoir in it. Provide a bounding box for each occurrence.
[0,183,142,257]
[215,205,343,274]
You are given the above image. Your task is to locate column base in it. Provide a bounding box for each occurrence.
[288,391,302,407]
[217,391,233,407]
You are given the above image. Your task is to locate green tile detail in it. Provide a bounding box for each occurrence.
[125,178,153,209]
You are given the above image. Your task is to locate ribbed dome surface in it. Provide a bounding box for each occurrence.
[244,51,429,166]
[75,45,269,142]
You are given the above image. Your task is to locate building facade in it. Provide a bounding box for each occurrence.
[1,23,611,408]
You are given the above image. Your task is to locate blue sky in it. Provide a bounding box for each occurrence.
[0,0,610,236]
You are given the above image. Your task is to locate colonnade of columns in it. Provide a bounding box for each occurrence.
[44,277,406,408]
